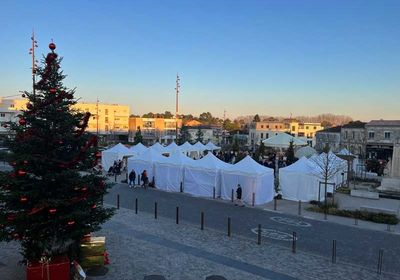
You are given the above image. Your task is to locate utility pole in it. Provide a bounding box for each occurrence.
[29,30,38,96]
[96,98,99,137]
[175,73,180,142]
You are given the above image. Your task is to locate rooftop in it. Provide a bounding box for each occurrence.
[342,121,366,129]
[366,120,400,127]
[317,126,342,133]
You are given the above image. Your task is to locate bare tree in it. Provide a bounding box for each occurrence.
[311,151,346,203]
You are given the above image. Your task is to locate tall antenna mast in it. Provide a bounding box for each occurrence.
[175,73,180,141]
[96,98,99,137]
[29,30,38,96]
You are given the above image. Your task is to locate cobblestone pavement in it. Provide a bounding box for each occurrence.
[104,182,400,275]
[2,205,397,280]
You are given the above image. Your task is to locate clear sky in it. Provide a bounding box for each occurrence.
[1,0,399,121]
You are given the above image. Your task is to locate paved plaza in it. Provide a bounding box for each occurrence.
[1,204,399,279]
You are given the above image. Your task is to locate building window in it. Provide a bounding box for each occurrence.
[261,133,263,139]
[0,113,5,117]
[266,125,269,128]
[105,109,108,115]
[275,125,278,129]
[105,117,108,123]
[261,125,264,128]
[292,126,296,131]
[266,133,269,138]
[368,131,375,139]
[384,132,391,139]
[306,126,309,129]
[352,131,355,139]
[345,131,348,139]
[314,126,317,129]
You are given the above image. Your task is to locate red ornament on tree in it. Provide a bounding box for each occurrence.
[23,160,28,164]
[67,220,75,226]
[20,196,28,203]
[26,103,33,110]
[95,152,101,158]
[49,88,57,94]
[49,208,57,214]
[19,118,26,125]
[17,170,27,176]
[91,204,97,209]
[49,42,56,50]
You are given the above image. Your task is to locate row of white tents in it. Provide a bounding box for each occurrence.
[101,142,350,205]
[101,141,221,171]
[127,149,275,205]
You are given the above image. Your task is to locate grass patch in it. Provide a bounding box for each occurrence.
[306,202,398,225]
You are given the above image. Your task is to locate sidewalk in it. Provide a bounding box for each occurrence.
[261,195,400,234]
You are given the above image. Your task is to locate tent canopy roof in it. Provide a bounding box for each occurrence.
[103,143,133,155]
[129,142,148,154]
[262,133,308,148]
[227,155,273,176]
[149,142,165,153]
[130,148,165,162]
[295,146,317,159]
[187,152,229,170]
[280,157,316,173]
[205,141,221,151]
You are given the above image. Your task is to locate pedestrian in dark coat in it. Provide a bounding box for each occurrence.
[128,170,136,188]
[235,184,244,207]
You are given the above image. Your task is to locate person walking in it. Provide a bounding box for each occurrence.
[235,184,244,207]
[128,169,136,188]
[141,170,149,189]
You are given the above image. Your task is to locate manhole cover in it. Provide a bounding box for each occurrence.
[251,228,297,241]
[270,216,311,227]
[206,276,227,280]
[144,275,166,280]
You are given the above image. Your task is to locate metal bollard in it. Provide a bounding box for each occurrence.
[176,206,179,224]
[154,202,158,219]
[227,217,231,237]
[125,171,128,182]
[114,173,117,182]
[377,249,384,274]
[231,189,234,203]
[257,224,261,245]
[274,197,277,211]
[298,200,302,216]
[152,176,155,187]
[292,232,297,253]
[201,212,204,230]
[213,187,216,199]
[117,194,120,209]
[135,198,138,214]
[332,240,337,263]
[180,182,183,193]
[252,193,255,207]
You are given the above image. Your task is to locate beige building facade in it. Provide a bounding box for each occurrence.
[129,117,182,144]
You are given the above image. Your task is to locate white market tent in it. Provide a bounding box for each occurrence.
[101,143,134,171]
[184,153,230,198]
[295,146,317,159]
[149,142,165,154]
[179,141,198,157]
[279,157,325,202]
[129,142,148,155]
[163,141,180,155]
[338,148,353,156]
[192,141,208,153]
[153,152,193,192]
[220,156,275,205]
[127,148,165,181]
[205,141,221,151]
[263,133,308,148]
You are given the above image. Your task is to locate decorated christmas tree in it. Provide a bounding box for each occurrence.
[0,42,114,263]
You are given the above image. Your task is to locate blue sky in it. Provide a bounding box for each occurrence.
[1,0,399,120]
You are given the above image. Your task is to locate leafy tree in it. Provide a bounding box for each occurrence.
[232,138,240,152]
[253,141,266,161]
[142,112,155,118]
[195,128,204,143]
[223,118,240,132]
[133,126,143,144]
[286,140,295,164]
[163,111,174,119]
[0,42,113,262]
[253,114,261,122]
